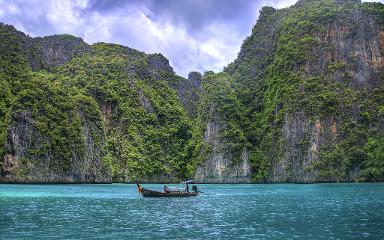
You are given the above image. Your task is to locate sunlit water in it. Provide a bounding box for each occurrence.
[1,183,384,239]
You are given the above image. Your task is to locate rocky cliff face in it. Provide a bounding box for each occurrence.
[172,71,202,117]
[0,24,112,183]
[304,8,384,88]
[33,35,91,71]
[276,2,383,183]
[194,6,282,183]
[2,99,110,183]
[223,0,384,183]
[0,24,192,183]
[194,111,251,183]
[273,3,384,182]
[270,114,337,183]
[191,72,252,183]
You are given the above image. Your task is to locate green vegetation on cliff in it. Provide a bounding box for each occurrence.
[0,23,31,166]
[56,43,194,181]
[200,72,249,161]
[225,0,384,182]
[0,24,195,182]
[185,72,250,176]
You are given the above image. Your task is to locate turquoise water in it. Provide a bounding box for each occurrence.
[1,183,384,239]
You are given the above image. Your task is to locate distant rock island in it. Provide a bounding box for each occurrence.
[0,0,383,183]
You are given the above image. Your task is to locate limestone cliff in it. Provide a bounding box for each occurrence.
[194,111,251,183]
[33,34,91,71]
[172,71,202,117]
[192,72,252,183]
[223,0,384,182]
[272,3,384,182]
[2,100,110,183]
[0,23,192,183]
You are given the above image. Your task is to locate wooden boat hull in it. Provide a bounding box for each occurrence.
[141,188,198,197]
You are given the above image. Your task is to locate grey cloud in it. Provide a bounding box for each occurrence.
[0,0,56,36]
[148,0,260,35]
[86,0,260,35]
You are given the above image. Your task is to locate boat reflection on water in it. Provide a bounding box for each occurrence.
[137,180,199,197]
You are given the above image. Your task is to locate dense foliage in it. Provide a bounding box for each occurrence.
[185,72,250,175]
[0,23,31,166]
[0,25,194,181]
[56,43,194,181]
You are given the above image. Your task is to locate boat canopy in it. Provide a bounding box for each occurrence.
[181,180,195,184]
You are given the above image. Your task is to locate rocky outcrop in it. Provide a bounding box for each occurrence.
[1,106,111,183]
[227,6,280,85]
[305,10,384,88]
[173,71,202,117]
[0,23,91,72]
[147,53,174,79]
[33,35,91,71]
[0,23,42,71]
[269,113,339,183]
[148,53,173,72]
[194,111,251,183]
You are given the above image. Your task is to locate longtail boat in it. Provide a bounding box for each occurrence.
[137,180,199,197]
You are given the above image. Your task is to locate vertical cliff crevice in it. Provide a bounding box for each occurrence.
[193,72,251,183]
[172,71,202,118]
[194,110,251,183]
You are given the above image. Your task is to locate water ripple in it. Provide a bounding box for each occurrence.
[0,183,384,239]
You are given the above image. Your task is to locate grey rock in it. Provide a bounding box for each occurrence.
[173,71,202,117]
[194,110,251,183]
[1,109,111,183]
[305,10,384,89]
[147,53,174,79]
[34,34,91,71]
[138,90,154,113]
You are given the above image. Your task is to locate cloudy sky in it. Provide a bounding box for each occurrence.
[0,0,383,77]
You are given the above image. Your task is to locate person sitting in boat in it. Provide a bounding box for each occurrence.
[136,183,143,193]
[163,185,170,193]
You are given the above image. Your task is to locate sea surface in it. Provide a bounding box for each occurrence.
[0,183,384,239]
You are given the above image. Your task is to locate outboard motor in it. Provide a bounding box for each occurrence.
[192,185,198,193]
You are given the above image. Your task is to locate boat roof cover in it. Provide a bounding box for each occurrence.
[181,180,194,184]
